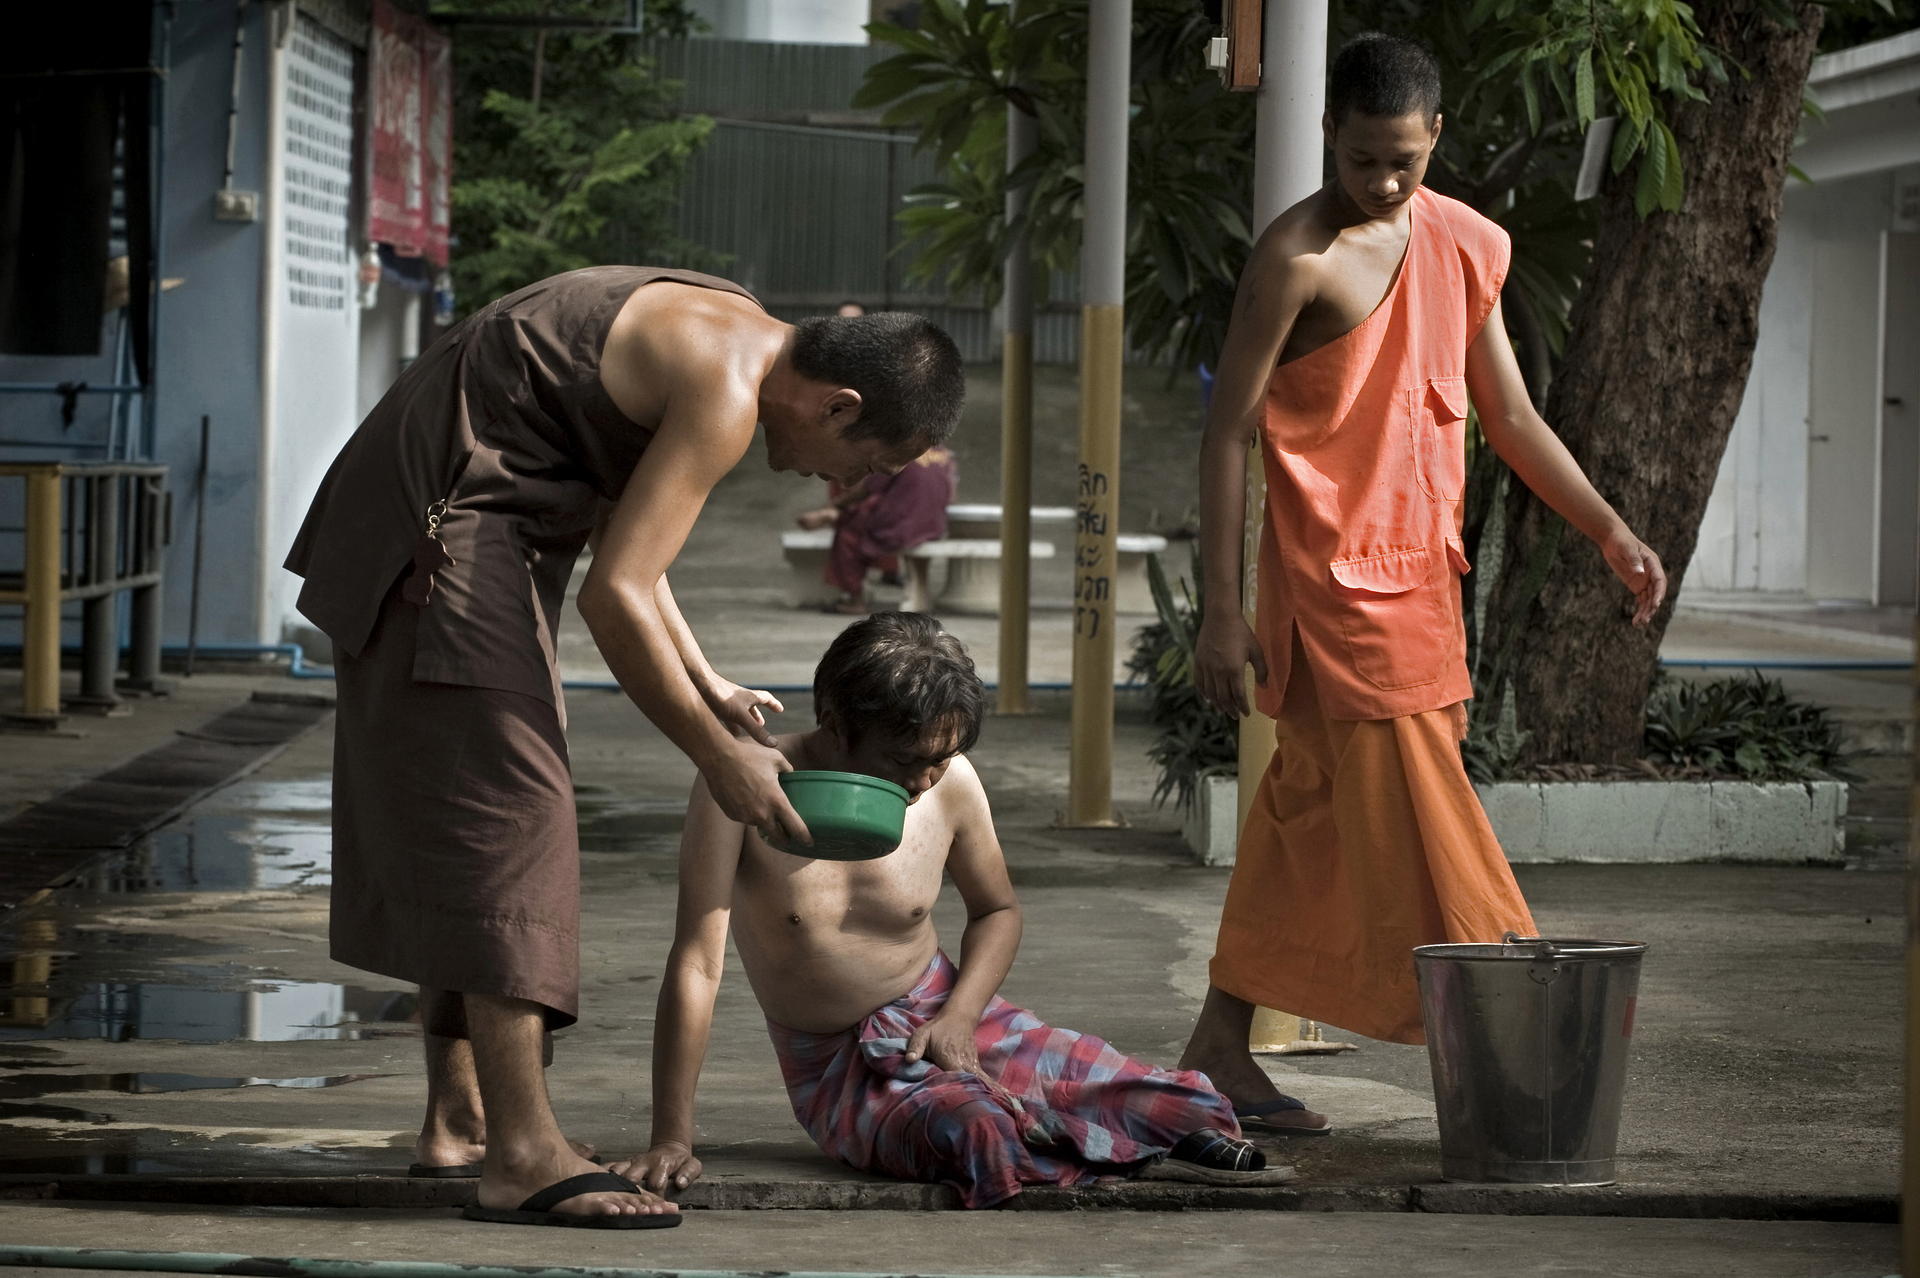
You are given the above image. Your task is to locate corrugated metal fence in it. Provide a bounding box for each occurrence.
[644,36,1088,364]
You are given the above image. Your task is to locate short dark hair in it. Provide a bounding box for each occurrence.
[1329,33,1441,126]
[813,611,985,757]
[790,312,965,449]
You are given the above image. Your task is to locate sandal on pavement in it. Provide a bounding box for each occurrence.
[460,1171,683,1229]
[408,1161,481,1179]
[1233,1095,1333,1137]
[1137,1128,1298,1187]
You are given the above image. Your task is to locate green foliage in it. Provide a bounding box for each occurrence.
[1126,549,1238,814]
[1643,672,1856,782]
[443,0,718,314]
[866,0,1253,369]
[1462,710,1532,785]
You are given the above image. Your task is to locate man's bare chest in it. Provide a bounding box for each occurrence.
[1282,228,1410,364]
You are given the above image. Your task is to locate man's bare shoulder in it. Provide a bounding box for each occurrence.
[603,283,785,427]
[930,754,990,819]
[1250,193,1341,280]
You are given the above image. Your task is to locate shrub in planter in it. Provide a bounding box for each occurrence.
[1136,554,1855,803]
[1127,549,1236,815]
[1641,671,1856,782]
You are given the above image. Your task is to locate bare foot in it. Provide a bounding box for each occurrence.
[479,1148,677,1219]
[1179,1044,1330,1135]
[415,1133,598,1170]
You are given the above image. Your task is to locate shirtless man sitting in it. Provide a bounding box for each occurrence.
[611,612,1295,1207]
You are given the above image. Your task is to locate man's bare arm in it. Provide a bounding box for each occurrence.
[1465,298,1667,625]
[904,758,1021,1074]
[577,366,809,842]
[609,776,742,1191]
[1194,225,1315,717]
[654,575,783,748]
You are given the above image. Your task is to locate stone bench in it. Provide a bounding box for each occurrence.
[1112,533,1169,614]
[905,538,1058,614]
[781,528,1057,613]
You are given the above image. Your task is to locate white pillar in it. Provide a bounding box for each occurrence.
[1240,0,1328,1054]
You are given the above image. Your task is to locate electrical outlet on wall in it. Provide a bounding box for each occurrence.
[213,189,259,222]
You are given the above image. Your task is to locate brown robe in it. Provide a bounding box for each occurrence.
[286,266,759,1031]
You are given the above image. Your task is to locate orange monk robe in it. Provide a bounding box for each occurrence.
[1209,187,1536,1046]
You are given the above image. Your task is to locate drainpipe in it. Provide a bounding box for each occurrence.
[996,2,1037,719]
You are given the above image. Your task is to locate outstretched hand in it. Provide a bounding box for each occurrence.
[1599,525,1667,627]
[607,1142,703,1195]
[701,675,784,747]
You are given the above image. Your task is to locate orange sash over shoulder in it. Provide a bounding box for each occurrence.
[1254,187,1509,721]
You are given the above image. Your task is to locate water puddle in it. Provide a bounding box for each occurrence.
[0,1071,385,1097]
[69,814,333,896]
[0,966,416,1044]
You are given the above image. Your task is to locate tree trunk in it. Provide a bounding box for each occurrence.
[1478,1,1823,764]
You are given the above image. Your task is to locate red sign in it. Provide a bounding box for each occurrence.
[369,0,451,266]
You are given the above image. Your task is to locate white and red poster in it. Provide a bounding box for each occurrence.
[369,0,451,266]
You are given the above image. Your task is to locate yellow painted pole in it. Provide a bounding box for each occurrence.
[22,468,63,722]
[1238,444,1297,1049]
[1064,0,1129,827]
[1068,306,1125,825]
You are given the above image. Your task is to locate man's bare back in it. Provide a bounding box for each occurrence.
[597,282,787,432]
[730,731,971,1033]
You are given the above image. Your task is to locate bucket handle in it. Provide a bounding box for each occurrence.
[1505,932,1563,986]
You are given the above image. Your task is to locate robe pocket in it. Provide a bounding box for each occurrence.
[1329,546,1447,691]
[1410,376,1469,503]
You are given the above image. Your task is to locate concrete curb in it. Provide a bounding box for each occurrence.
[1475,779,1847,864]
[0,1175,1891,1223]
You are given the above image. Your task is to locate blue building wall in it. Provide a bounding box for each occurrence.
[0,3,274,650]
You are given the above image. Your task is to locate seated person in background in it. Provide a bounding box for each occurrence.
[795,447,957,614]
[612,612,1294,1207]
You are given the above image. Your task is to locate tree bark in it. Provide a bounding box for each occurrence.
[1479,1,1823,764]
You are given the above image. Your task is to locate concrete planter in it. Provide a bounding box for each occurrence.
[1181,773,1239,866]
[1183,775,1847,866]
[1475,779,1848,864]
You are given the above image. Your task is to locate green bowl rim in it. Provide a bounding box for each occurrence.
[779,770,911,803]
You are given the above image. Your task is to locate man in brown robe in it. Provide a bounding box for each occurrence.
[285,267,963,1228]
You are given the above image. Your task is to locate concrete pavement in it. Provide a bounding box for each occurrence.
[0,1201,1899,1278]
[0,680,1903,1219]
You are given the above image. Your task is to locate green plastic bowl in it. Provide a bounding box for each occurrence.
[777,770,910,861]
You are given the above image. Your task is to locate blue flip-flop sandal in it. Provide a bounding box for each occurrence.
[1233,1095,1333,1137]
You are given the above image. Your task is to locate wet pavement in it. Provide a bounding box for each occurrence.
[0,675,1905,1225]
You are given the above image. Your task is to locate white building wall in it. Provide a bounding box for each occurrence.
[261,15,365,642]
[1686,30,1919,602]
[687,0,869,44]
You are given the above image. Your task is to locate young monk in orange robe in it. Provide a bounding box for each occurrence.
[1177,33,1668,1136]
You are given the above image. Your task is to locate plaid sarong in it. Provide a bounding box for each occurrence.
[765,952,1239,1207]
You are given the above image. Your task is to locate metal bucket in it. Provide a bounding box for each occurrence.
[1412,933,1647,1186]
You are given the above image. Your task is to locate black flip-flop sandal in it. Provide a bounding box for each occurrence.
[460,1171,683,1229]
[1137,1128,1298,1187]
[1233,1095,1333,1137]
[408,1161,481,1179]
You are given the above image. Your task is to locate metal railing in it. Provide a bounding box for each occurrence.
[0,462,171,725]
